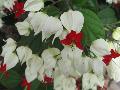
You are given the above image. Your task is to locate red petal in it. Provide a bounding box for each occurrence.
[21,78,31,90]
[103,49,120,65]
[44,75,53,84]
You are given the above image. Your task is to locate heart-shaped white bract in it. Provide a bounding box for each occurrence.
[24,0,44,11]
[107,56,120,82]
[16,46,32,64]
[28,12,63,42]
[90,38,110,57]
[25,54,43,83]
[15,21,31,36]
[60,10,84,33]
[1,38,16,57]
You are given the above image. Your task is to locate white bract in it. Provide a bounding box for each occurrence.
[41,48,60,77]
[16,46,32,64]
[24,0,44,11]
[59,46,82,77]
[82,73,104,90]
[74,56,91,75]
[107,56,120,82]
[1,38,18,70]
[4,53,18,70]
[90,38,110,56]
[25,54,43,82]
[1,38,16,57]
[28,12,63,41]
[60,10,84,33]
[15,21,31,36]
[54,74,76,90]
[112,27,120,41]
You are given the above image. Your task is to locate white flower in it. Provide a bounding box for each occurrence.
[28,12,63,41]
[107,56,120,82]
[59,46,82,77]
[61,46,83,62]
[90,38,110,56]
[82,73,103,90]
[41,48,60,77]
[24,0,44,11]
[112,27,120,41]
[54,75,76,90]
[25,54,43,83]
[15,21,31,36]
[74,56,91,75]
[4,53,18,70]
[90,59,104,76]
[4,0,16,10]
[58,59,76,77]
[90,59,105,87]
[60,10,84,33]
[1,38,16,57]
[16,46,32,64]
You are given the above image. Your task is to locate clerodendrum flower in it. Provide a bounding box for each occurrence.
[3,0,44,18]
[25,54,43,83]
[60,10,84,33]
[41,48,60,83]
[112,27,120,41]
[82,73,103,90]
[90,38,111,57]
[16,46,32,64]
[58,46,82,78]
[107,56,120,82]
[15,21,31,36]
[1,38,18,70]
[28,12,63,41]
[24,0,44,11]
[60,10,84,50]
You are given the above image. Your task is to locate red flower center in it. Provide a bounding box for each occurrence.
[12,1,25,18]
[103,49,120,65]
[43,75,53,84]
[60,30,83,50]
[21,78,31,90]
[0,64,9,78]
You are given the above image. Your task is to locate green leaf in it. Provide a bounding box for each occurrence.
[0,70,21,88]
[98,7,117,25]
[30,79,40,90]
[30,79,53,90]
[81,9,105,47]
[72,0,88,7]
[43,5,60,16]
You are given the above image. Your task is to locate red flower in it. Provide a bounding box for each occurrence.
[60,30,83,50]
[76,79,81,90]
[0,64,9,78]
[43,75,53,84]
[13,1,25,18]
[21,78,31,90]
[103,49,120,65]
[12,1,25,18]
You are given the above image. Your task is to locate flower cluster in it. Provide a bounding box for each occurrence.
[0,0,120,90]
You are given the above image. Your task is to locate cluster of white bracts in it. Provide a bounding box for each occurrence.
[1,0,120,90]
